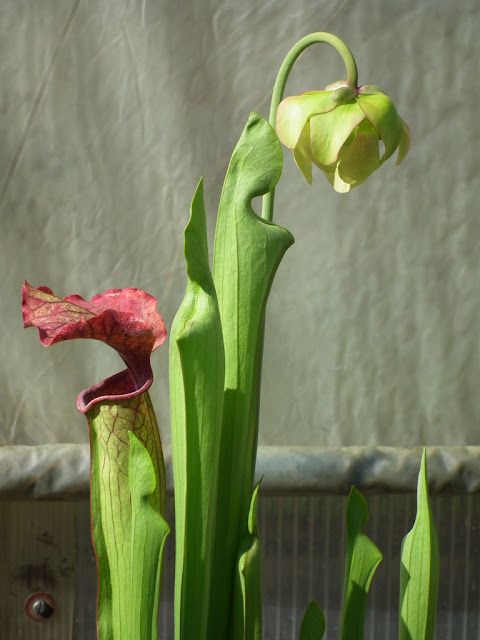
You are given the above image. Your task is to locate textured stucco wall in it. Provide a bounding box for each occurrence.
[2,0,479,448]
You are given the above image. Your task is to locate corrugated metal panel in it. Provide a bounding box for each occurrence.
[1,494,480,639]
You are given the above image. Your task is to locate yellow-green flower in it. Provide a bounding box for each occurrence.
[276,82,411,193]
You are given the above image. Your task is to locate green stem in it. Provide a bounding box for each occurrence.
[261,32,358,222]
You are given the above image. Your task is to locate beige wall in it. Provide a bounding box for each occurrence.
[3,0,479,447]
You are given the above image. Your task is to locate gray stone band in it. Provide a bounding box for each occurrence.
[1,444,480,500]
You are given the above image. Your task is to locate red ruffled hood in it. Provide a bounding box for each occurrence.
[22,281,167,412]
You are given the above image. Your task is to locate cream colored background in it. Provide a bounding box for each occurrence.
[2,0,479,448]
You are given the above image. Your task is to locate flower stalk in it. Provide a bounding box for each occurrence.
[262,32,359,221]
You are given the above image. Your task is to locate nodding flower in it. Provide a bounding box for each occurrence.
[276,83,410,193]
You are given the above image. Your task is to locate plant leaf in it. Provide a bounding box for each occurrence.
[299,601,326,640]
[339,487,382,640]
[169,178,225,640]
[232,483,263,640]
[128,431,170,640]
[21,281,167,412]
[87,391,166,640]
[208,112,295,639]
[399,449,439,640]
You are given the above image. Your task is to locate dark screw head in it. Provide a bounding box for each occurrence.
[24,592,55,622]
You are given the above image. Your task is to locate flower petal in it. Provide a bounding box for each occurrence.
[309,101,365,166]
[396,119,411,165]
[355,93,404,164]
[337,120,380,184]
[276,91,337,149]
[324,164,354,193]
[357,85,386,96]
[293,120,313,184]
[22,281,167,411]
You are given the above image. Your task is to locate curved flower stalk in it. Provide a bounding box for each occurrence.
[255,31,413,640]
[22,282,170,640]
[260,32,411,208]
